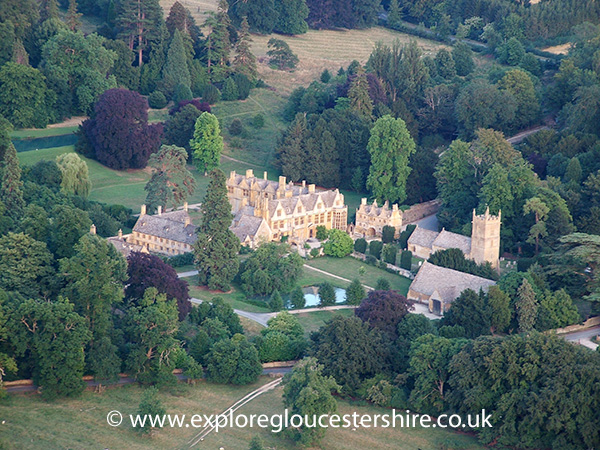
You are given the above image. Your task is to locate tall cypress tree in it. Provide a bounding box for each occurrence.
[0,121,24,221]
[387,0,401,28]
[193,169,240,291]
[162,29,191,95]
[204,0,231,79]
[516,278,538,333]
[348,66,373,119]
[66,0,83,31]
[276,112,309,182]
[233,17,258,81]
[275,0,309,35]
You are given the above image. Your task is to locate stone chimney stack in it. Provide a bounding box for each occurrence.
[184,216,190,226]
[361,198,367,205]
[308,184,316,193]
[118,229,123,239]
[246,169,254,179]
[183,201,188,212]
[140,204,146,216]
[279,175,286,186]
[263,171,268,180]
[157,205,162,215]
[90,224,96,235]
[302,180,306,189]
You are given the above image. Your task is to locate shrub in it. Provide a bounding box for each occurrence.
[202,84,221,104]
[290,287,306,309]
[365,255,377,265]
[322,229,354,258]
[229,118,244,136]
[316,225,329,241]
[375,278,390,290]
[251,113,265,128]
[354,238,367,253]
[320,69,331,83]
[169,98,211,115]
[398,224,416,250]
[382,225,396,243]
[148,91,167,109]
[382,243,398,265]
[318,282,336,306]
[233,73,252,100]
[222,77,239,101]
[268,289,284,311]
[346,279,366,306]
[310,248,320,258]
[173,83,193,104]
[400,251,412,270]
[369,240,383,259]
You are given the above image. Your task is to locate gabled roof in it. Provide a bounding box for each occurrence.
[107,236,146,257]
[132,212,197,245]
[410,262,496,304]
[432,229,472,255]
[231,215,271,242]
[407,226,439,249]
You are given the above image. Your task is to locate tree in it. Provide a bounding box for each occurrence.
[355,289,412,337]
[348,66,373,119]
[0,232,54,298]
[311,316,389,395]
[452,42,474,76]
[190,112,223,174]
[48,204,92,259]
[375,278,391,290]
[0,133,24,222]
[193,169,240,291]
[115,0,165,66]
[322,229,354,257]
[269,289,284,311]
[498,37,525,66]
[367,115,416,204]
[0,63,51,128]
[443,289,490,339]
[487,285,511,334]
[163,104,202,154]
[275,0,309,34]
[221,77,239,101]
[162,29,191,96]
[267,38,298,70]
[290,287,306,309]
[282,358,340,445]
[346,279,366,306]
[126,252,192,320]
[56,153,91,198]
[165,1,202,50]
[66,0,83,31]
[387,0,402,28]
[434,49,456,79]
[381,225,396,243]
[318,282,336,306]
[41,30,117,115]
[125,288,180,385]
[400,250,412,270]
[516,278,538,333]
[259,311,306,361]
[136,387,166,433]
[249,436,265,450]
[523,197,549,255]
[354,238,367,253]
[382,243,397,264]
[189,297,243,336]
[80,88,162,169]
[240,243,303,296]
[60,234,126,383]
[8,298,91,400]
[369,240,383,259]
[144,145,196,213]
[408,334,467,414]
[233,17,258,81]
[498,69,540,130]
[205,334,262,384]
[203,0,231,79]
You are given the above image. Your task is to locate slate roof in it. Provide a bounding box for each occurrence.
[359,200,395,217]
[229,173,308,196]
[432,229,472,255]
[132,211,197,245]
[268,190,342,217]
[409,262,496,304]
[231,215,270,242]
[107,236,145,258]
[407,226,440,249]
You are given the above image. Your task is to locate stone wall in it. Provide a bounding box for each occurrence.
[403,199,441,224]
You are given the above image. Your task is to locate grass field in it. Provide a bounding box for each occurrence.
[295,309,355,336]
[305,257,412,295]
[10,126,79,139]
[0,380,485,450]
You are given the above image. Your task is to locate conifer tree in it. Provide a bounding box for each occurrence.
[387,0,401,28]
[162,29,191,95]
[190,112,223,174]
[275,0,309,35]
[516,278,538,333]
[40,0,60,22]
[233,17,258,81]
[66,0,83,31]
[0,128,24,221]
[193,169,240,291]
[276,113,308,182]
[348,66,373,119]
[204,0,231,79]
[346,279,365,306]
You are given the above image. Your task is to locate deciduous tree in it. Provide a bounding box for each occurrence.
[190,112,223,174]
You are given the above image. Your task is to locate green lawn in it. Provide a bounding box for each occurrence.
[305,257,412,295]
[10,126,79,139]
[187,282,271,314]
[1,380,485,450]
[295,309,354,336]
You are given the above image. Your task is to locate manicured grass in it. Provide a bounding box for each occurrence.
[10,126,79,139]
[298,266,350,289]
[187,282,271,314]
[295,309,354,336]
[240,316,266,336]
[305,256,412,295]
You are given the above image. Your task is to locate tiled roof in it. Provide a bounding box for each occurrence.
[107,236,145,257]
[231,215,270,242]
[432,229,472,255]
[132,212,197,245]
[410,262,496,304]
[407,226,439,249]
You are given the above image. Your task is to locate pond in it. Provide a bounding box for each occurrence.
[302,286,347,307]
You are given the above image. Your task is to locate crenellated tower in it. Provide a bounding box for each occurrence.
[470,207,501,270]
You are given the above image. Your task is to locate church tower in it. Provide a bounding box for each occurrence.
[470,207,501,270]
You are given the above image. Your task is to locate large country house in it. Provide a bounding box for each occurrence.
[226,169,348,247]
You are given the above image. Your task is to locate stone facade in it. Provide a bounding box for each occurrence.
[354,198,403,238]
[407,207,501,269]
[227,170,348,247]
